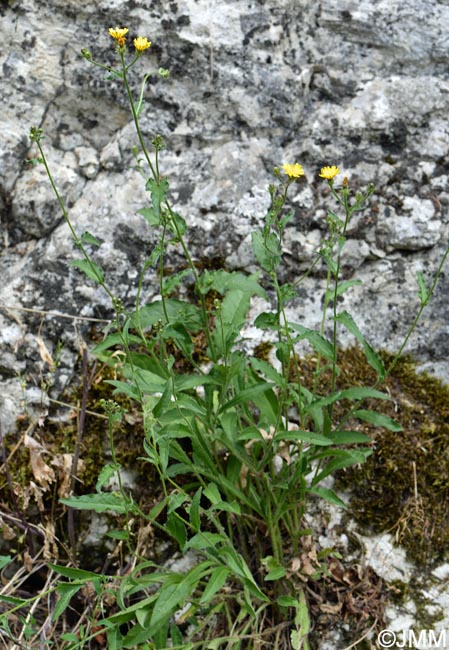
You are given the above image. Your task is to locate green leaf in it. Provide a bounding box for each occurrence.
[326,430,371,444]
[170,623,184,646]
[289,324,334,362]
[335,311,385,379]
[185,532,228,550]
[264,567,286,581]
[200,567,230,604]
[125,367,167,393]
[353,409,403,431]
[189,488,202,531]
[417,271,430,305]
[251,231,281,271]
[0,594,29,606]
[291,590,311,649]
[167,491,189,514]
[162,269,191,296]
[254,311,278,329]
[165,514,187,549]
[48,564,100,581]
[137,206,160,226]
[60,633,80,643]
[105,379,141,400]
[80,231,102,247]
[220,289,251,328]
[262,556,286,581]
[279,209,295,229]
[326,279,363,300]
[0,556,12,571]
[250,357,285,387]
[168,211,187,238]
[135,299,203,331]
[70,258,104,284]
[106,530,129,540]
[145,178,169,218]
[145,243,164,269]
[148,565,208,635]
[219,546,269,602]
[306,486,348,509]
[218,382,275,413]
[60,493,137,514]
[204,483,221,505]
[92,332,143,362]
[153,379,173,419]
[339,387,390,401]
[96,464,117,492]
[197,270,265,298]
[273,430,334,446]
[312,450,371,485]
[162,322,193,358]
[278,595,299,608]
[52,583,83,622]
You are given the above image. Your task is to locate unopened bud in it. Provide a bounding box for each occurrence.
[158,67,170,78]
[81,48,92,61]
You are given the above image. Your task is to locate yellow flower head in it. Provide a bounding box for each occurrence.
[109,27,129,40]
[319,166,340,180]
[134,36,152,52]
[282,163,305,179]
[109,27,128,46]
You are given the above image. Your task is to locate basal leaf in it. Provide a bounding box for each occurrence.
[52,583,83,622]
[60,492,137,514]
[48,564,100,580]
[335,311,385,379]
[289,324,334,361]
[353,409,403,431]
[326,430,371,444]
[200,566,230,604]
[273,430,333,446]
[306,486,348,509]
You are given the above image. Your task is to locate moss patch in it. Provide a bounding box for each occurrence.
[311,347,449,565]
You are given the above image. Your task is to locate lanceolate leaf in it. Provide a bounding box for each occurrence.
[335,311,385,379]
[306,486,348,509]
[52,583,83,622]
[353,409,403,431]
[218,382,275,413]
[60,493,138,514]
[200,566,230,603]
[48,564,100,580]
[273,430,333,446]
[289,324,334,361]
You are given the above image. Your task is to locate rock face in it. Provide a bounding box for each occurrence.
[1,0,449,433]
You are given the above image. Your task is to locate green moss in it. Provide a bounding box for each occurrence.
[321,347,449,565]
[253,341,274,361]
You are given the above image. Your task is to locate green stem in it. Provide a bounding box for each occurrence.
[385,243,449,377]
[120,52,157,179]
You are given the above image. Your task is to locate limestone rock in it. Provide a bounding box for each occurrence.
[1,0,449,429]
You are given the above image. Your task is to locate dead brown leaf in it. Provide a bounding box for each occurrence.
[24,435,55,489]
[37,334,55,370]
[23,549,33,573]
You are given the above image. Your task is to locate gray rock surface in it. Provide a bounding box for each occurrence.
[1,2,449,644]
[2,0,449,429]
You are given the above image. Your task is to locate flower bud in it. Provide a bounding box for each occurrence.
[81,48,92,61]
